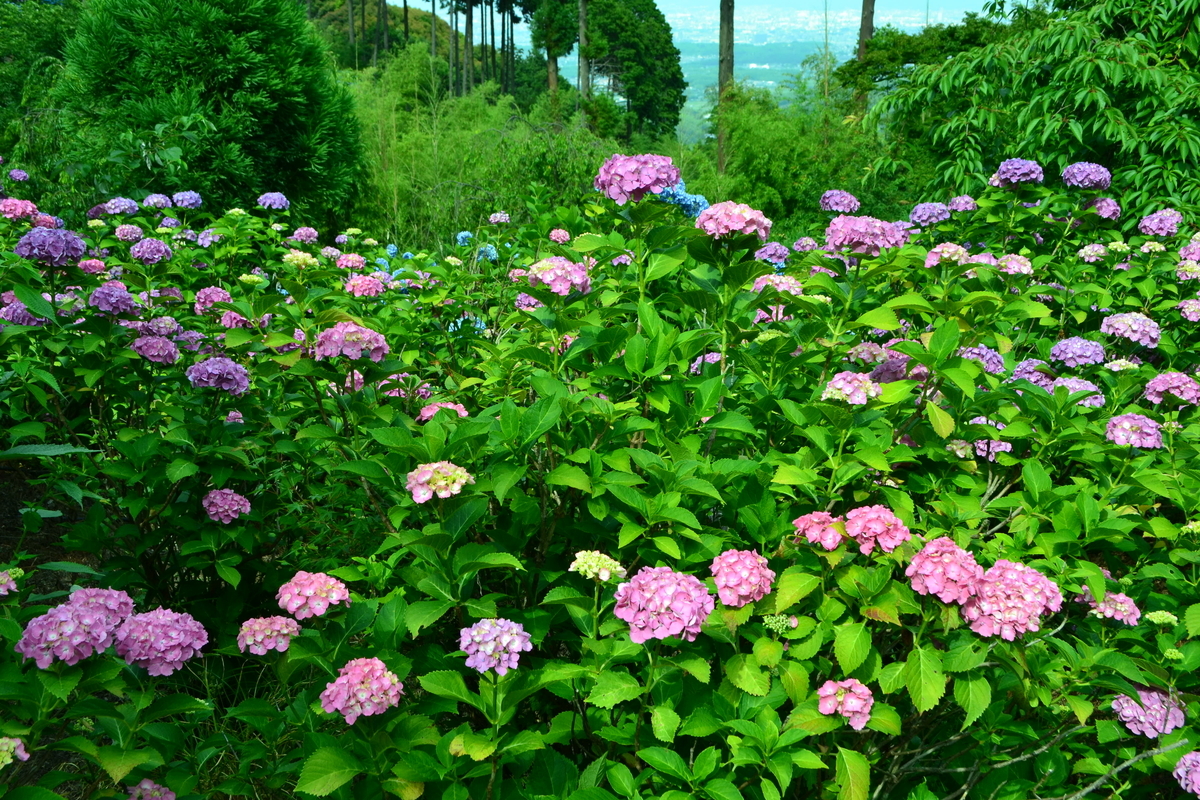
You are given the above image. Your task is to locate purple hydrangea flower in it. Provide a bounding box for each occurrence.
[132,335,180,364]
[792,236,819,252]
[710,549,775,607]
[0,737,30,768]
[202,488,251,523]
[115,224,143,243]
[130,238,173,265]
[911,202,951,227]
[186,357,250,395]
[172,191,202,209]
[613,566,715,643]
[142,193,173,209]
[489,211,510,224]
[594,154,681,205]
[1100,312,1160,347]
[257,192,290,210]
[819,190,860,213]
[8,168,29,181]
[292,226,318,243]
[1106,413,1162,448]
[988,158,1044,187]
[1078,243,1107,262]
[1144,372,1200,405]
[314,321,390,362]
[948,195,977,212]
[754,242,790,264]
[526,257,591,295]
[1062,162,1112,190]
[1138,208,1183,237]
[196,228,221,247]
[1051,376,1104,407]
[114,607,208,676]
[14,588,134,668]
[1112,687,1185,738]
[160,217,181,228]
[89,281,137,314]
[320,657,403,724]
[405,462,474,503]
[1050,337,1105,367]
[105,197,139,215]
[1084,197,1121,220]
[1174,751,1200,796]
[959,345,1004,374]
[0,300,46,327]
[969,416,1013,461]
[460,618,533,676]
[14,227,87,267]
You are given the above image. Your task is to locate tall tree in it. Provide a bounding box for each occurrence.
[404,0,410,43]
[717,0,733,172]
[464,0,474,88]
[857,0,875,60]
[348,0,357,66]
[529,0,575,96]
[577,0,589,104]
[431,0,437,57]
[490,0,498,83]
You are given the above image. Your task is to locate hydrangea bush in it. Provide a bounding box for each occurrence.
[0,156,1199,800]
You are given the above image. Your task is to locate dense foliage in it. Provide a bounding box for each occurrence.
[1,146,1200,800]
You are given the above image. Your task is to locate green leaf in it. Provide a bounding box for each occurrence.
[925,402,954,438]
[0,444,95,460]
[607,763,637,798]
[771,567,821,610]
[296,746,363,796]
[753,637,784,668]
[953,676,991,729]
[450,731,496,761]
[297,424,338,440]
[14,284,55,322]
[37,561,102,576]
[142,693,215,722]
[637,747,691,783]
[38,668,81,701]
[651,706,681,743]
[834,623,871,674]
[853,306,901,331]
[165,459,199,483]
[905,647,946,713]
[587,671,641,709]
[1185,603,1200,637]
[405,600,454,637]
[546,463,592,492]
[704,779,744,800]
[725,653,770,697]
[674,656,711,684]
[96,746,161,784]
[865,702,901,735]
[1022,459,1052,499]
[5,789,70,800]
[835,748,870,800]
[418,671,479,709]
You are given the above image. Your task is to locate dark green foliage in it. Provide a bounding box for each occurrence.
[45,0,363,226]
[0,0,81,154]
[530,0,577,62]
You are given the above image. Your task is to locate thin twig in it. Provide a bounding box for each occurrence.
[1036,739,1188,800]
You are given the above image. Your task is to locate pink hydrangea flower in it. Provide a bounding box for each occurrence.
[821,371,882,405]
[526,256,591,295]
[844,505,911,555]
[416,402,469,422]
[826,215,907,257]
[549,228,571,243]
[0,198,37,219]
[793,511,845,551]
[924,242,969,268]
[345,274,385,297]
[202,488,250,524]
[690,352,722,374]
[1075,580,1141,625]
[0,737,30,768]
[593,154,681,204]
[906,538,983,604]
[1182,298,1200,322]
[961,560,1062,640]
[710,549,776,607]
[696,201,772,241]
[276,571,351,619]
[613,566,715,643]
[1106,413,1163,448]
[320,657,403,724]
[1144,372,1200,405]
[336,253,367,270]
[380,373,433,399]
[489,212,510,224]
[115,608,208,676]
[460,618,533,676]
[1175,751,1200,796]
[237,616,302,654]
[193,286,232,314]
[127,779,175,800]
[1112,687,1185,738]
[405,461,474,503]
[15,588,135,668]
[998,254,1033,275]
[753,274,804,295]
[0,570,16,595]
[1100,312,1160,348]
[79,258,106,274]
[817,678,874,730]
[314,321,389,362]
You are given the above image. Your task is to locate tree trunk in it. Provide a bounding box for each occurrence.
[452,4,460,94]
[371,0,380,66]
[856,0,875,60]
[490,0,498,84]
[480,1,487,83]
[404,0,410,43]
[578,0,589,104]
[717,0,733,174]
[431,0,437,58]
[381,0,389,53]
[348,0,357,67]
[465,1,474,89]
[361,0,367,51]
[548,53,558,95]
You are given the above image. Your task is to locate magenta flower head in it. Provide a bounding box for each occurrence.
[129,238,173,265]
[1086,197,1122,220]
[0,737,30,769]
[1076,583,1141,625]
[277,571,350,619]
[202,488,251,524]
[910,202,950,228]
[819,190,860,213]
[821,371,882,405]
[489,211,510,224]
[987,158,1044,187]
[594,154,681,204]
[753,274,803,295]
[844,505,911,555]
[1062,162,1112,190]
[1112,687,1185,738]
[237,616,301,655]
[1106,413,1163,448]
[186,357,251,395]
[613,566,715,643]
[1175,751,1200,796]
[193,286,232,314]
[549,228,571,244]
[0,198,37,220]
[416,402,469,423]
[1144,372,1200,405]
[1100,312,1160,348]
[961,559,1062,640]
[906,537,983,604]
[405,461,474,503]
[132,335,180,365]
[696,201,772,241]
[115,607,208,676]
[127,779,175,800]
[948,195,977,212]
[817,678,874,730]
[825,215,907,257]
[314,321,389,362]
[527,256,591,295]
[460,618,533,676]
[14,227,87,267]
[343,274,385,297]
[15,588,135,667]
[710,549,776,608]
[1051,377,1105,407]
[1138,208,1183,237]
[1050,337,1105,367]
[793,511,845,551]
[320,657,403,724]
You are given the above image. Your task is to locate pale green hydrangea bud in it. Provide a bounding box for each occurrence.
[946,440,972,458]
[1164,648,1184,661]
[1145,610,1178,625]
[238,274,268,287]
[445,256,463,266]
[809,295,833,304]
[226,208,248,216]
[1107,241,1130,253]
[1182,520,1200,535]
[569,551,627,583]
[345,227,363,235]
[87,219,106,229]
[6,567,23,580]
[282,250,320,269]
[363,238,378,246]
[1162,421,1183,434]
[1105,359,1138,372]
[761,614,798,635]
[1141,241,1166,253]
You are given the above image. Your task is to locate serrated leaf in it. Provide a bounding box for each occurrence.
[835,748,870,800]
[418,671,478,708]
[865,702,901,735]
[834,623,871,674]
[449,731,496,761]
[637,747,691,783]
[546,463,592,492]
[725,653,770,696]
[853,306,900,331]
[905,647,946,713]
[1186,603,1200,637]
[404,600,453,637]
[771,567,821,610]
[165,459,198,483]
[651,706,681,743]
[925,402,954,438]
[295,746,362,796]
[952,675,990,729]
[95,746,161,784]
[753,637,784,668]
[704,779,744,800]
[38,668,81,701]
[587,671,641,709]
[674,656,711,684]
[1066,695,1093,725]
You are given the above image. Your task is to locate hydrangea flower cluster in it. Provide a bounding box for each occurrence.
[1077,584,1141,625]
[1178,298,1200,322]
[0,737,29,770]
[1087,197,1122,220]
[237,616,301,655]
[314,321,389,362]
[114,607,208,676]
[1050,337,1105,367]
[821,371,882,405]
[988,158,1044,187]
[696,201,772,241]
[257,192,289,209]
[320,657,403,724]
[793,236,819,251]
[1078,243,1107,262]
[825,215,906,257]
[593,154,681,204]
[1100,312,1160,347]
[416,402,469,422]
[689,352,722,374]
[132,335,180,365]
[843,505,911,555]
[847,342,887,364]
[1106,413,1163,448]
[194,286,232,314]
[460,618,532,675]
[344,274,385,297]
[1051,376,1104,407]
[186,357,250,395]
[948,195,977,212]
[90,281,137,314]
[906,537,984,604]
[127,779,175,800]
[910,202,950,227]
[654,180,711,217]
[0,567,20,595]
[613,566,715,643]
[998,254,1033,275]
[489,211,510,224]
[1143,372,1200,405]
[1138,208,1183,237]
[569,551,627,582]
[961,560,1063,640]
[968,416,1013,461]
[405,461,475,503]
[924,242,969,268]
[129,238,172,265]
[277,571,350,619]
[381,372,433,399]
[754,241,790,265]
[105,197,139,215]
[1145,610,1178,626]
[819,190,860,213]
[15,588,135,667]
[14,227,87,267]
[526,256,591,295]
[1111,688,1185,738]
[549,228,571,244]
[753,274,803,295]
[202,488,251,523]
[1062,162,1112,189]
[710,549,775,608]
[817,678,874,730]
[958,345,1004,374]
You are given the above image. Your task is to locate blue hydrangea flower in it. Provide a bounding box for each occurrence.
[375,257,390,268]
[478,244,498,262]
[655,181,711,218]
[402,252,414,259]
[386,244,399,258]
[456,231,473,247]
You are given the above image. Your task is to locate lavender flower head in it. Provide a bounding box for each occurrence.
[127,779,175,800]
[710,549,776,607]
[1144,372,1200,405]
[825,215,906,257]
[1051,377,1104,407]
[186,357,250,395]
[817,678,874,730]
[237,616,301,655]
[132,335,180,365]
[1087,197,1122,220]
[277,571,351,619]
[1062,162,1112,190]
[793,511,844,551]
[172,191,202,209]
[1100,312,1160,348]
[256,192,289,210]
[320,657,403,724]
[1078,243,1107,262]
[753,274,803,295]
[968,416,1013,461]
[115,224,144,243]
[460,618,532,676]
[988,158,1044,187]
[193,286,231,314]
[1138,208,1183,237]
[1112,688,1185,738]
[14,227,87,267]
[130,238,173,265]
[845,505,911,555]
[793,236,820,252]
[613,567,714,644]
[14,588,134,668]
[1106,413,1163,448]
[754,241,790,265]
[1174,751,1200,796]
[105,197,139,215]
[549,228,571,244]
[1050,337,1105,367]
[925,242,969,268]
[906,537,983,604]
[202,488,251,524]
[142,193,173,209]
[89,281,137,314]
[690,352,722,374]
[489,211,510,224]
[819,190,860,213]
[962,559,1062,640]
[911,202,950,227]
[314,321,389,362]
[8,168,28,181]
[958,345,1004,374]
[114,607,208,676]
[593,154,681,204]
[405,461,474,503]
[696,201,772,241]
[948,195,977,212]
[821,371,882,405]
